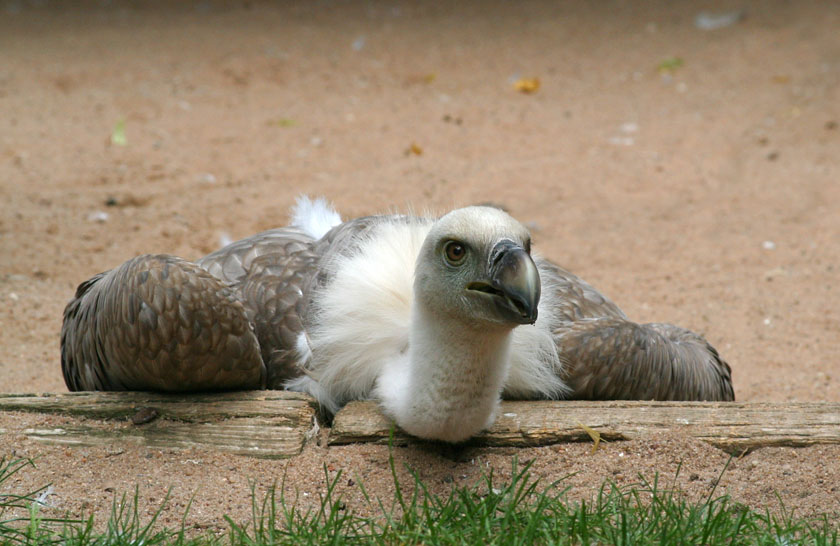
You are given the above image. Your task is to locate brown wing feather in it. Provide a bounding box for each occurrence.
[61,254,265,391]
[197,228,315,285]
[537,260,734,401]
[233,246,320,388]
[555,318,734,401]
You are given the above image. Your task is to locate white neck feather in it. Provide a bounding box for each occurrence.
[376,301,514,443]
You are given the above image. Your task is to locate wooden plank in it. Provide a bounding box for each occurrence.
[0,392,318,459]
[20,418,310,458]
[329,400,840,454]
[3,394,839,456]
[0,391,316,421]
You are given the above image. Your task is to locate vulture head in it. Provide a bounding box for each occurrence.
[380,206,541,443]
[414,206,540,328]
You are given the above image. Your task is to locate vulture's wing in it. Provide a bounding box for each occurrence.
[539,261,734,401]
[62,229,323,392]
[60,216,404,393]
[557,319,734,401]
[61,254,264,391]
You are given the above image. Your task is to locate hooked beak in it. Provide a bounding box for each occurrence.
[467,240,541,324]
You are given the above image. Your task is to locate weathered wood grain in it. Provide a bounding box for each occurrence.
[0,391,318,458]
[329,400,840,454]
[0,391,315,420]
[3,394,839,456]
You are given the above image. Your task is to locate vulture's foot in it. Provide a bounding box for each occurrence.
[61,254,266,391]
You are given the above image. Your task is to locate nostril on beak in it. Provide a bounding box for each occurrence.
[490,239,516,269]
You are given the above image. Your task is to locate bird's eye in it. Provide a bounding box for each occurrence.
[443,241,467,265]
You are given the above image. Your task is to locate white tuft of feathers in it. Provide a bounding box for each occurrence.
[301,218,431,411]
[290,196,342,240]
[502,259,570,400]
[218,231,233,248]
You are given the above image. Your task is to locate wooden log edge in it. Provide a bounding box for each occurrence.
[0,391,319,459]
[329,400,840,454]
[2,394,839,456]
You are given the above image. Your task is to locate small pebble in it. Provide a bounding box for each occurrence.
[609,136,635,146]
[620,122,639,134]
[764,267,788,281]
[131,406,160,425]
[762,240,776,250]
[694,10,745,30]
[34,486,54,507]
[87,211,109,223]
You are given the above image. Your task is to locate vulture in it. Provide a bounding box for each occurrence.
[61,197,734,443]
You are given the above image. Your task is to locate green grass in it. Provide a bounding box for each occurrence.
[1,453,837,545]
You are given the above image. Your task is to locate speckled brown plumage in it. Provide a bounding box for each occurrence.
[61,254,265,391]
[197,228,320,388]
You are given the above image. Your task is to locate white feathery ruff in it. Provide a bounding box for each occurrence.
[301,218,431,412]
[290,195,342,240]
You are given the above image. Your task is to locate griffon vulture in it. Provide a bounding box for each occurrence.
[61,197,734,442]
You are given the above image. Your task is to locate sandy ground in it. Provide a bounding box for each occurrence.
[1,0,839,532]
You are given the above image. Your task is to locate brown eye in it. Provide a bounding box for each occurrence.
[444,241,467,265]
